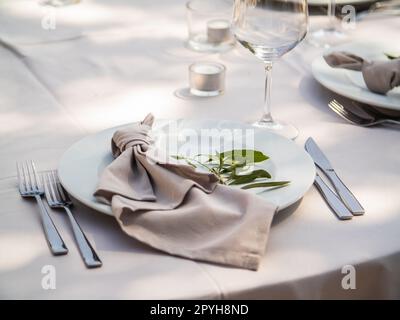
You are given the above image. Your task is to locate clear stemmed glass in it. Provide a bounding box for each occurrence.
[309,0,347,48]
[232,0,308,139]
[40,0,80,7]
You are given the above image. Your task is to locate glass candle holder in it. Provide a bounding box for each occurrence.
[186,0,235,53]
[189,62,226,97]
[40,0,80,6]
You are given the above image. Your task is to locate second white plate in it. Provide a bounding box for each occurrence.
[312,42,400,111]
[308,0,376,5]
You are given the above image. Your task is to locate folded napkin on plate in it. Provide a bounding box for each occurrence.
[94,114,277,270]
[324,52,400,94]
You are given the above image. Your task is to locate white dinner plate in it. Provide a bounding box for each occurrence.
[308,0,375,5]
[58,119,316,215]
[312,42,400,111]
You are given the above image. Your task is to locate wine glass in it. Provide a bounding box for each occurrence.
[40,0,80,7]
[232,0,308,139]
[309,0,347,48]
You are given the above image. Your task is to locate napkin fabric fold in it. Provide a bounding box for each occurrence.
[94,114,277,270]
[324,52,400,94]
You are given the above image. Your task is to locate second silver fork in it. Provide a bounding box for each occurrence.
[329,100,400,127]
[44,171,102,268]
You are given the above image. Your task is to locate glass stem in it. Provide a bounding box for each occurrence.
[261,61,273,123]
[328,0,336,30]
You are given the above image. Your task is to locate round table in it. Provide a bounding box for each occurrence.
[0,0,399,299]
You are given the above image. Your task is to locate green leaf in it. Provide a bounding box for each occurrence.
[207,155,219,163]
[220,149,269,164]
[385,52,400,60]
[171,150,288,191]
[229,169,272,185]
[171,155,197,168]
[218,152,224,172]
[195,154,219,163]
[171,155,185,160]
[241,181,290,190]
[184,159,197,168]
[220,161,247,174]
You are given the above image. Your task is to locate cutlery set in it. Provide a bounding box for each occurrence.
[305,138,364,220]
[318,97,398,217]
[17,137,362,255]
[17,161,102,268]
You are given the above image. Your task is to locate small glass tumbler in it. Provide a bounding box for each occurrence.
[189,62,226,97]
[40,0,80,6]
[186,0,235,53]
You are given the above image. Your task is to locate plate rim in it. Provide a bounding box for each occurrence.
[308,0,376,4]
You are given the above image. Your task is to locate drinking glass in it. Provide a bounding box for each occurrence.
[186,0,235,53]
[232,0,308,139]
[40,0,80,7]
[309,0,347,48]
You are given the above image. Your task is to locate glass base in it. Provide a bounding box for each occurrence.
[40,0,80,6]
[186,34,234,53]
[252,120,298,140]
[190,88,223,97]
[174,88,223,100]
[308,28,348,48]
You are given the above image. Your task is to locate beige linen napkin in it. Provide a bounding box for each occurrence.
[324,52,400,94]
[94,114,277,270]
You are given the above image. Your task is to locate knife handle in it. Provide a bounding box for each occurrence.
[325,170,364,215]
[314,175,353,220]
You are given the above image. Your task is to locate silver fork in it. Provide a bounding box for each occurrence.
[328,100,400,127]
[44,171,102,268]
[16,161,68,255]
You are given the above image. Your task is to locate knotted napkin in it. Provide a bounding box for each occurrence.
[94,114,277,270]
[324,52,400,94]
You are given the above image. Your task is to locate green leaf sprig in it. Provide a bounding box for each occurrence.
[385,52,400,60]
[172,149,289,190]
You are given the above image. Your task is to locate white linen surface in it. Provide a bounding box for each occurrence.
[0,0,399,299]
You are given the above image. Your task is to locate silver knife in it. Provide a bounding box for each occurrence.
[305,137,364,215]
[314,173,353,220]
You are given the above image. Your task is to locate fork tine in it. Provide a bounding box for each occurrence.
[331,100,342,111]
[331,100,365,124]
[331,102,349,118]
[46,171,59,203]
[23,161,34,192]
[43,172,53,203]
[329,101,346,118]
[30,160,42,192]
[329,101,358,124]
[49,171,62,202]
[331,100,348,116]
[53,171,69,202]
[332,100,351,116]
[57,183,69,202]
[16,162,26,193]
[27,160,38,192]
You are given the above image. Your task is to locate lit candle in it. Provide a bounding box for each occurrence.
[189,62,226,97]
[207,19,231,44]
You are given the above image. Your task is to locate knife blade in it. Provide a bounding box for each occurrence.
[305,137,364,215]
[314,173,353,220]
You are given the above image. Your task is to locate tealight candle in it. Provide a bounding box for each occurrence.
[189,62,226,97]
[207,19,231,44]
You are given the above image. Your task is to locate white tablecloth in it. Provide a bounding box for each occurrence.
[1,0,399,299]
